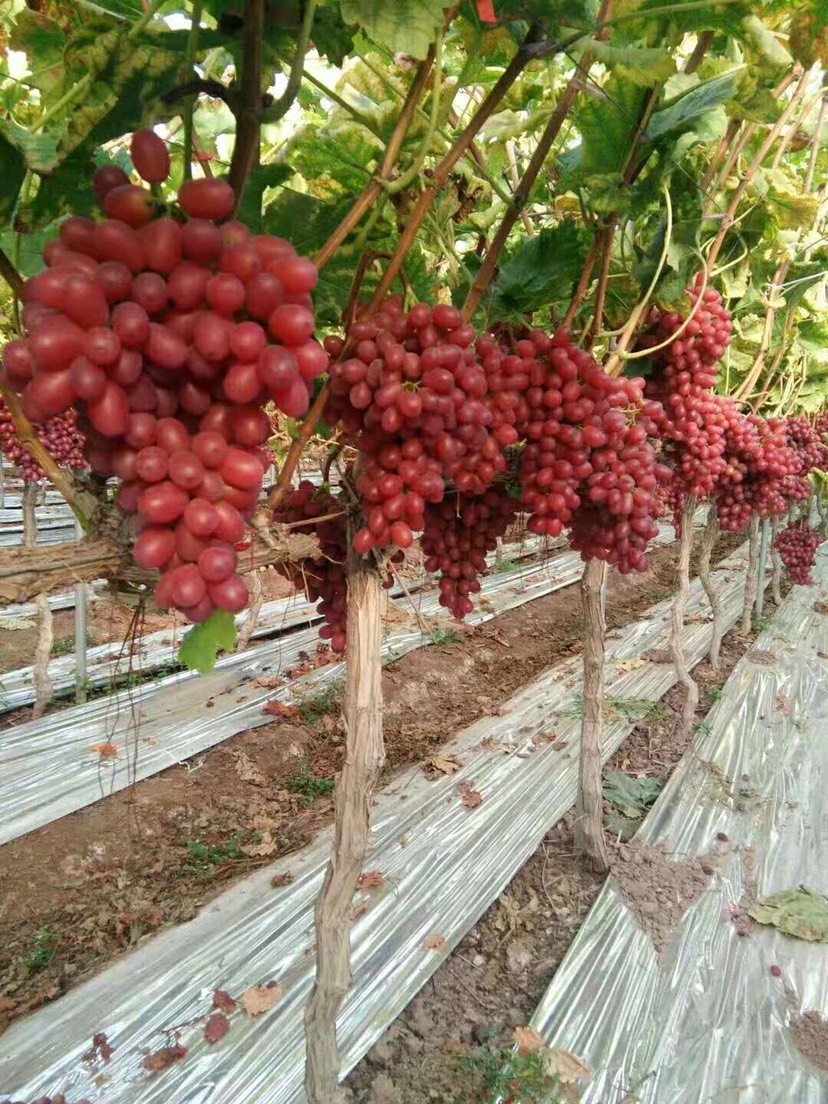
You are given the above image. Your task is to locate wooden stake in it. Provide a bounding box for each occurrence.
[575,557,609,873]
[304,552,385,1104]
[771,516,783,605]
[22,484,54,718]
[669,496,698,740]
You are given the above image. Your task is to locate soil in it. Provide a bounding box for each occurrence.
[344,621,760,1104]
[0,533,746,1036]
[789,1009,828,1072]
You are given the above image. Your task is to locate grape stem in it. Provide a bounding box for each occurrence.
[261,0,318,127]
[561,235,600,329]
[584,219,617,350]
[228,0,267,206]
[0,247,24,300]
[382,28,444,196]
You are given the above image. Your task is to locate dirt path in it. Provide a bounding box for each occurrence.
[343,624,763,1104]
[0,533,744,1034]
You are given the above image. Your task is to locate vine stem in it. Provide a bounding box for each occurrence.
[698,508,722,667]
[366,26,541,310]
[603,182,672,375]
[670,495,698,741]
[181,0,204,181]
[0,247,24,299]
[0,378,94,528]
[304,552,385,1104]
[705,70,809,272]
[460,0,611,323]
[562,234,600,328]
[22,484,54,719]
[741,513,760,635]
[228,0,267,205]
[262,0,318,126]
[575,557,609,873]
[584,220,616,349]
[382,28,444,196]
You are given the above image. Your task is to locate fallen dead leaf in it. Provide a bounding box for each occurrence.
[423,754,462,776]
[456,780,483,808]
[545,1047,592,1084]
[233,751,267,785]
[616,658,645,672]
[251,675,285,689]
[357,870,386,890]
[270,871,295,889]
[0,997,16,1014]
[422,934,447,950]
[89,741,119,759]
[242,982,283,1016]
[241,831,277,857]
[263,700,300,718]
[203,1013,231,1045]
[141,1044,187,1072]
[212,989,237,1014]
[82,1032,113,1064]
[514,1026,547,1055]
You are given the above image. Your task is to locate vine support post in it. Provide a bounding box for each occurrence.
[74,511,88,704]
[754,519,770,621]
[698,507,722,668]
[575,557,609,874]
[22,483,54,719]
[741,513,760,635]
[670,495,698,741]
[236,567,264,651]
[771,516,783,605]
[304,552,385,1104]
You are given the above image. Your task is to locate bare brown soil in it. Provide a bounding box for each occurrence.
[0,533,744,1035]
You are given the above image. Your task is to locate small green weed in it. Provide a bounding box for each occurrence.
[559,693,666,723]
[295,682,341,724]
[288,761,336,803]
[495,558,519,574]
[429,627,460,645]
[25,926,57,971]
[185,838,244,869]
[461,1044,567,1103]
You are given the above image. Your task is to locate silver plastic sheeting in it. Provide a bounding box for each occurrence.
[0,543,575,845]
[0,532,549,713]
[527,549,828,1104]
[0,547,756,1103]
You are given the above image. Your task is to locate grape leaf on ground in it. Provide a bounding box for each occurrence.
[203,1013,231,1045]
[141,1044,187,1072]
[603,769,662,820]
[212,989,237,1013]
[242,982,283,1016]
[178,610,237,675]
[749,887,828,942]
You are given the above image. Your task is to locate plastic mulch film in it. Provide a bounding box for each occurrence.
[0,531,551,713]
[0,537,577,845]
[0,547,757,1103]
[525,547,828,1104]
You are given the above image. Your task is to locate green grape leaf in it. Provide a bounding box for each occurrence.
[179,610,238,676]
[237,162,294,234]
[339,0,447,60]
[24,150,99,230]
[646,68,746,142]
[796,318,828,361]
[9,10,65,94]
[783,258,828,309]
[312,5,358,65]
[559,76,646,183]
[766,187,820,231]
[0,120,59,174]
[575,41,676,88]
[491,218,590,316]
[740,14,794,70]
[612,0,751,39]
[603,769,662,819]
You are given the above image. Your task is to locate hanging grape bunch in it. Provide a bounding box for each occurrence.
[775,520,820,585]
[0,397,87,483]
[0,129,328,622]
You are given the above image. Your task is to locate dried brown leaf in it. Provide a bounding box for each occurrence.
[263,700,299,718]
[546,1047,592,1083]
[616,658,645,672]
[423,754,462,776]
[514,1026,547,1054]
[422,934,447,950]
[89,741,119,759]
[270,871,295,889]
[251,675,285,689]
[141,1044,187,1072]
[212,989,237,1013]
[357,870,386,890]
[241,831,277,857]
[0,996,16,1014]
[203,1013,231,1045]
[456,780,483,809]
[242,982,283,1016]
[233,751,266,786]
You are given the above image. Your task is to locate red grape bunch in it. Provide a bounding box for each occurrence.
[504,328,667,572]
[325,297,518,557]
[774,520,820,585]
[639,275,732,395]
[421,485,517,618]
[0,397,86,483]
[0,128,328,622]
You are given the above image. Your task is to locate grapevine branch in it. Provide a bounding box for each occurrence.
[228,0,266,204]
[0,247,24,299]
[585,220,616,349]
[562,235,600,328]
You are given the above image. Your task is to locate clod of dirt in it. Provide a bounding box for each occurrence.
[789,1009,828,1071]
[610,841,712,954]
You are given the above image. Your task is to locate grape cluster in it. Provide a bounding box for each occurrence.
[0,397,86,483]
[325,297,516,556]
[641,279,734,503]
[716,415,809,531]
[421,486,517,618]
[774,521,819,585]
[509,329,667,572]
[0,129,327,621]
